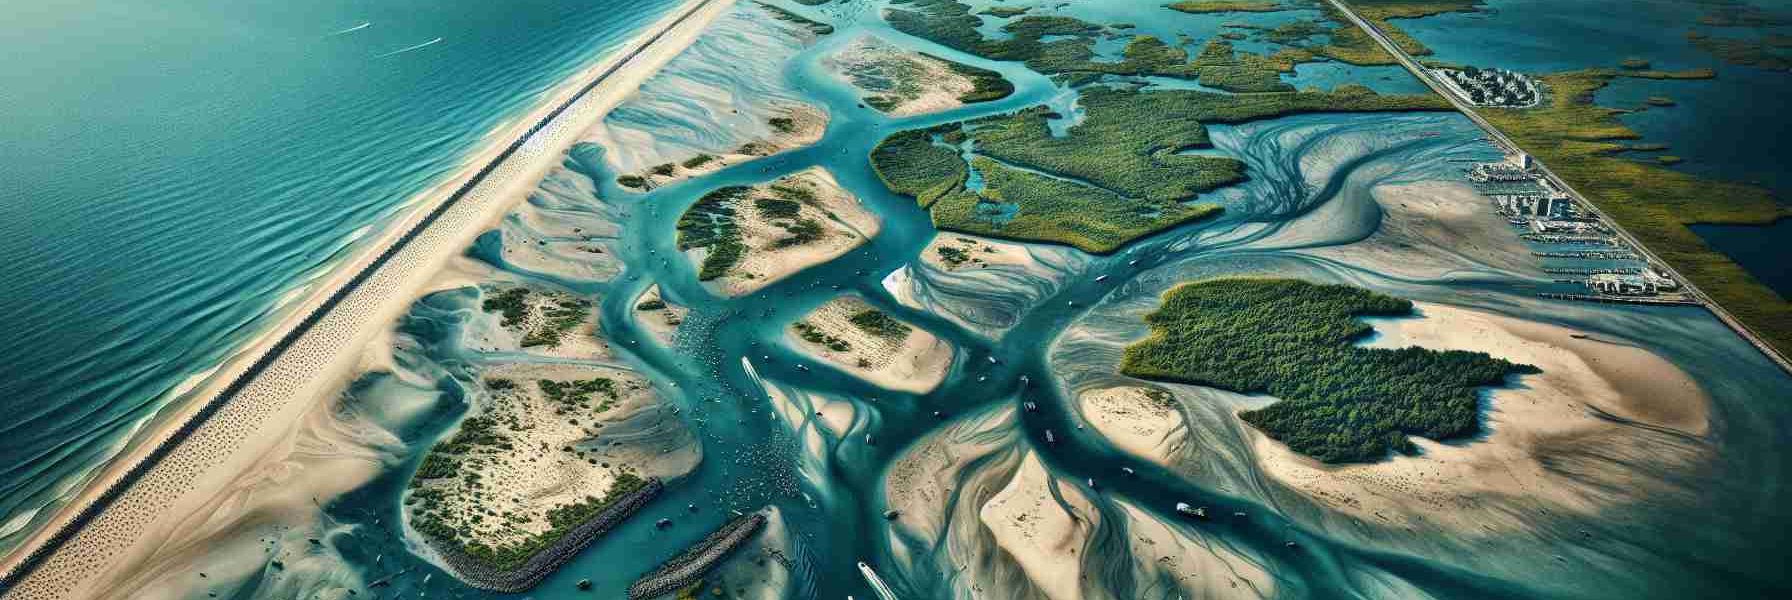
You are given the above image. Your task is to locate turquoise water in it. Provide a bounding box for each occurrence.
[241,2,1792,599]
[0,0,684,550]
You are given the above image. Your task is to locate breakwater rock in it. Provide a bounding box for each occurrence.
[627,510,768,599]
[424,477,664,593]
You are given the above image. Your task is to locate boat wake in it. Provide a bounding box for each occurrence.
[329,21,371,36]
[376,37,442,58]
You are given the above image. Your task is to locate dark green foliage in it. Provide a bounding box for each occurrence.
[681,153,717,169]
[539,377,619,412]
[757,1,835,35]
[650,163,677,177]
[754,196,803,219]
[980,6,1028,18]
[1120,279,1535,463]
[848,309,912,340]
[793,322,852,352]
[772,218,824,248]
[676,186,751,280]
[482,288,530,327]
[930,54,1017,103]
[635,298,667,311]
[870,125,968,208]
[446,472,649,571]
[617,174,648,189]
[768,117,797,133]
[936,245,970,267]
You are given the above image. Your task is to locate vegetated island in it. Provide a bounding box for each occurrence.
[826,35,1014,115]
[676,167,880,296]
[405,362,699,591]
[1167,0,1290,15]
[478,286,597,352]
[1475,69,1792,357]
[1685,1,1792,72]
[870,85,1448,253]
[1119,278,1534,463]
[788,295,955,394]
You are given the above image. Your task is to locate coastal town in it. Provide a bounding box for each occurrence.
[1469,152,1694,305]
[1434,65,1540,108]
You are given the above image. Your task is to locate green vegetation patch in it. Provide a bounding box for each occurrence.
[758,1,834,35]
[1168,0,1287,14]
[848,309,913,340]
[870,125,968,208]
[793,321,853,352]
[481,288,590,348]
[540,377,620,413]
[1121,278,1533,463]
[1477,69,1792,357]
[934,54,1017,103]
[676,186,751,280]
[931,157,1222,253]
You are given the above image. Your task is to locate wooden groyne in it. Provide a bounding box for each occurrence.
[626,511,768,599]
[0,0,718,594]
[423,478,664,593]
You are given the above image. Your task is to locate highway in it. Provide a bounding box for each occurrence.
[1326,0,1792,374]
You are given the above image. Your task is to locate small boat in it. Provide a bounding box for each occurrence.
[1121,467,1135,476]
[1024,401,1038,412]
[883,510,900,520]
[1019,375,1030,385]
[1127,259,1139,266]
[656,518,673,529]
[1175,503,1209,520]
[796,364,810,371]
[1086,478,1099,490]
[576,579,592,590]
[987,356,999,365]
[1095,275,1108,282]
[1044,430,1057,444]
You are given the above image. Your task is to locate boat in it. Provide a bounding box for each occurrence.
[1175,502,1209,520]
[1023,401,1038,412]
[858,562,901,600]
[1095,275,1108,282]
[1044,429,1057,444]
[987,356,999,364]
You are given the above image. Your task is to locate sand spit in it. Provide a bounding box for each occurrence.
[1076,386,1186,467]
[615,103,828,191]
[632,284,689,346]
[825,35,977,116]
[683,167,880,297]
[1297,180,1545,282]
[1253,301,1710,533]
[1113,500,1276,598]
[786,295,953,394]
[627,510,769,599]
[0,1,735,597]
[980,452,1096,600]
[886,233,1089,339]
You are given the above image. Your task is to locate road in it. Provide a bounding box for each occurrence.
[1325,0,1792,374]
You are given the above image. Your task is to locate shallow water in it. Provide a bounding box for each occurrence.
[19,1,1792,598]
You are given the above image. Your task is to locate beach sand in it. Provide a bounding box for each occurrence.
[1250,301,1710,534]
[1113,500,1276,598]
[1076,386,1186,467]
[614,103,828,191]
[786,295,953,394]
[979,452,1095,600]
[0,1,736,597]
[693,167,880,297]
[885,233,1089,339]
[631,284,688,346]
[824,35,977,117]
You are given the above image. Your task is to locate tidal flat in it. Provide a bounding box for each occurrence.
[17,1,1792,599]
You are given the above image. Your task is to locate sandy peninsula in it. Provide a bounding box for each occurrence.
[979,452,1096,600]
[678,167,880,297]
[1251,301,1709,533]
[631,284,689,346]
[0,0,736,597]
[825,35,1002,116]
[786,295,953,394]
[613,103,827,191]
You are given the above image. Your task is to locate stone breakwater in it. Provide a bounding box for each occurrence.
[422,478,665,593]
[626,511,768,599]
[0,1,723,597]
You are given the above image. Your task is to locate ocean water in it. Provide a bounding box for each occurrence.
[0,0,684,551]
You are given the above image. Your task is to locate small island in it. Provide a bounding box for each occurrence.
[1120,278,1534,463]
[676,167,879,296]
[476,286,607,358]
[826,35,1014,116]
[615,104,828,191]
[788,295,954,394]
[405,363,699,591]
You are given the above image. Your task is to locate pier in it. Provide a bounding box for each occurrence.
[1326,0,1792,373]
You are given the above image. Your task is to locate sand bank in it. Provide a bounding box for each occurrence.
[979,452,1096,600]
[631,284,689,346]
[0,1,735,597]
[614,103,827,191]
[786,295,953,394]
[1252,301,1709,533]
[885,233,1088,339]
[1113,500,1276,598]
[825,35,979,116]
[1297,180,1545,281]
[682,168,880,297]
[1076,386,1186,467]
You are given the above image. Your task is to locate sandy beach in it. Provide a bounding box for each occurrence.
[786,295,953,394]
[631,284,688,346]
[0,1,735,596]
[825,35,978,117]
[1076,386,1186,467]
[685,167,880,297]
[979,452,1095,600]
[1250,301,1710,533]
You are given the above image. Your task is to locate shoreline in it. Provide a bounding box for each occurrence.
[0,0,735,596]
